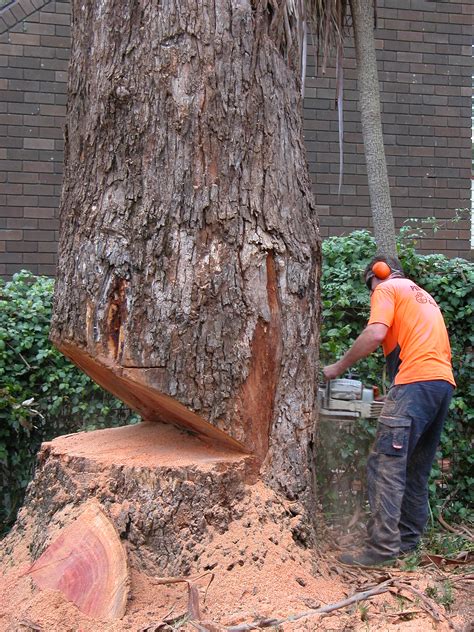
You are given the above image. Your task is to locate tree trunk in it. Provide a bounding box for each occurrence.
[2,4,322,621]
[50,1,321,506]
[349,0,397,258]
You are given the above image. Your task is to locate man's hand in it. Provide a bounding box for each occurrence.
[322,324,388,382]
[323,362,343,381]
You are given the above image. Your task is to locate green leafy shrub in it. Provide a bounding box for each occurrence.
[319,230,473,524]
[0,271,139,533]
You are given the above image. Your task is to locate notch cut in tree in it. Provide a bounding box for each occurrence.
[50,0,321,504]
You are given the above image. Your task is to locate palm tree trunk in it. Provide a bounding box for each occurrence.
[349,0,397,257]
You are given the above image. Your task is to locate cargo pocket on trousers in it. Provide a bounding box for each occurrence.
[376,416,411,457]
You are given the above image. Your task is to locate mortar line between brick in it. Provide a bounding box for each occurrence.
[0,0,53,35]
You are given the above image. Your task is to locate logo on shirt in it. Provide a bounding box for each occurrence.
[410,284,437,307]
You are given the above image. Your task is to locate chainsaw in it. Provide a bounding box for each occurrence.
[318,378,384,423]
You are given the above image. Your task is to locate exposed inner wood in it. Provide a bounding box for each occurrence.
[56,340,249,454]
[106,277,128,360]
[43,421,253,469]
[236,253,282,462]
[27,502,128,620]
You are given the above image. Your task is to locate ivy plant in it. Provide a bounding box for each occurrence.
[0,271,139,533]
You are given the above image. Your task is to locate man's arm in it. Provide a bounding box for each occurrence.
[323,323,388,380]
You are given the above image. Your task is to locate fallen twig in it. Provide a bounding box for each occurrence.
[438,513,460,534]
[18,620,43,631]
[346,502,362,529]
[437,513,473,542]
[389,584,440,622]
[370,609,423,619]
[449,573,473,583]
[458,524,474,540]
[150,571,214,587]
[391,581,458,630]
[224,578,395,631]
[138,606,177,632]
[6,342,32,369]
[146,572,214,628]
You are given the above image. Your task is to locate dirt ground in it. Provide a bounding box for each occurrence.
[0,424,472,631]
[1,499,472,632]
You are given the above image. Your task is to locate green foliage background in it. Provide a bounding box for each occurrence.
[0,271,139,533]
[319,229,473,525]
[1,229,472,534]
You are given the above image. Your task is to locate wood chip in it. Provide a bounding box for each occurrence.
[27,502,128,620]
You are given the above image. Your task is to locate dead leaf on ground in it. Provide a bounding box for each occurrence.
[139,623,173,632]
[187,581,201,620]
[420,552,473,568]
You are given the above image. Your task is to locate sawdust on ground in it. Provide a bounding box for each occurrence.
[0,426,471,631]
[1,497,470,632]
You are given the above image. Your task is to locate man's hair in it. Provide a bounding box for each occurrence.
[364,255,405,284]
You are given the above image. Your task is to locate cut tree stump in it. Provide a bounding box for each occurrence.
[0,420,318,628]
[5,422,257,578]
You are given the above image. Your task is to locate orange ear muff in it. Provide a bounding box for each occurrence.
[372,261,391,279]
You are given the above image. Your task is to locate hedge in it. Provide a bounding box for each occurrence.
[319,229,473,524]
[0,271,139,533]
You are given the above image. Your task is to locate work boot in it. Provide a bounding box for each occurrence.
[338,549,396,568]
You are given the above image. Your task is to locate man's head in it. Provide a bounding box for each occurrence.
[364,255,405,292]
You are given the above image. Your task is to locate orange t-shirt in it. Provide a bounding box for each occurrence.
[368,278,455,387]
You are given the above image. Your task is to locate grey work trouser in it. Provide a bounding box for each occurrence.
[365,380,454,559]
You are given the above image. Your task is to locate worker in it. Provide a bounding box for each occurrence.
[323,255,455,567]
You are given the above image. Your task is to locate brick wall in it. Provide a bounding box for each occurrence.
[0,0,472,278]
[0,0,69,277]
[303,0,472,257]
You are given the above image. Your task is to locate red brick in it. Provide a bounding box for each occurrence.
[23,230,54,241]
[23,137,55,150]
[23,207,55,218]
[38,241,58,253]
[23,252,55,264]
[40,12,70,24]
[9,33,40,46]
[6,240,38,252]
[0,229,23,240]
[7,217,38,229]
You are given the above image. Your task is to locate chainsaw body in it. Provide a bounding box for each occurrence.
[318,378,384,423]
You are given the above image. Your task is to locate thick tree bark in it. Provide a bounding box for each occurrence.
[349,0,397,258]
[51,1,320,506]
[14,423,256,577]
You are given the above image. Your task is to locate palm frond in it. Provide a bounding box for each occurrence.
[301,0,351,194]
